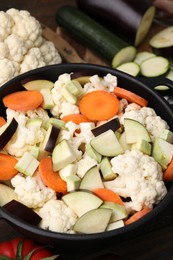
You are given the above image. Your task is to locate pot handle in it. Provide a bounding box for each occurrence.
[138,76,173,107]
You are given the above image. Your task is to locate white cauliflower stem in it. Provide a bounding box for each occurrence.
[38,199,77,233]
[104,150,167,213]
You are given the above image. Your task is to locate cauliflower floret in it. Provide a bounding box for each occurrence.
[0,42,9,59]
[59,101,79,118]
[37,199,77,233]
[5,108,48,157]
[7,8,42,48]
[11,173,56,209]
[0,11,14,41]
[0,58,20,86]
[103,73,118,92]
[83,73,118,93]
[76,153,97,178]
[20,47,46,73]
[40,40,62,65]
[104,150,167,213]
[120,104,169,139]
[5,34,28,62]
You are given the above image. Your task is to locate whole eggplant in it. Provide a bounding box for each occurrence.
[76,0,156,46]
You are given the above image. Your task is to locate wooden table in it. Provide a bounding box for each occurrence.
[0,1,173,259]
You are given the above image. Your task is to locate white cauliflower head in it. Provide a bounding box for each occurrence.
[0,8,61,87]
[104,150,167,213]
[38,199,77,233]
[11,173,56,209]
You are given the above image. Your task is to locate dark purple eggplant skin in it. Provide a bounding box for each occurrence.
[0,118,18,151]
[45,125,61,153]
[92,118,120,137]
[3,200,42,226]
[76,0,153,45]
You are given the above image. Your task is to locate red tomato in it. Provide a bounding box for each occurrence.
[0,237,57,259]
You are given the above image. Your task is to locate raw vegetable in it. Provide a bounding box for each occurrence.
[163,157,173,182]
[0,153,18,181]
[0,237,57,260]
[91,118,120,137]
[116,62,140,77]
[124,207,151,225]
[79,90,120,121]
[149,26,173,58]
[0,118,18,151]
[56,6,136,67]
[114,86,148,107]
[3,90,43,111]
[0,116,6,127]
[39,157,67,194]
[0,8,61,87]
[73,208,112,234]
[76,0,156,46]
[134,51,156,65]
[0,71,171,234]
[3,200,42,226]
[61,113,89,124]
[92,188,124,206]
[140,56,169,77]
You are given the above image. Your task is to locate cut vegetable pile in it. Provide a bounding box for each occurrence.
[0,71,172,234]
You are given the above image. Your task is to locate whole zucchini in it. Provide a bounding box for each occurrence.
[76,0,156,46]
[56,5,136,68]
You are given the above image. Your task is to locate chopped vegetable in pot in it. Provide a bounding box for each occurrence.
[0,72,171,234]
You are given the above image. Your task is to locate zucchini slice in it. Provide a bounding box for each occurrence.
[149,26,173,57]
[140,56,170,77]
[116,62,140,77]
[56,6,136,67]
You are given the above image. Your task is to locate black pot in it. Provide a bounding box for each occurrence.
[0,63,173,258]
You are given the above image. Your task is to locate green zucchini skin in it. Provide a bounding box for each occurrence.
[56,5,131,63]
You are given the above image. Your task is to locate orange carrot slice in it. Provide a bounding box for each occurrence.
[3,90,43,111]
[114,86,148,107]
[124,207,151,225]
[61,113,89,124]
[79,90,120,121]
[163,157,173,182]
[0,116,6,127]
[39,157,67,194]
[92,188,124,206]
[0,153,18,181]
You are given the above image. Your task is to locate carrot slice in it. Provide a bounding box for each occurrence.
[0,116,6,127]
[163,157,173,182]
[79,90,120,121]
[3,90,43,111]
[61,113,89,124]
[39,157,67,194]
[0,153,18,181]
[114,86,148,107]
[124,207,151,225]
[92,188,124,206]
